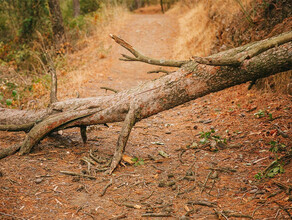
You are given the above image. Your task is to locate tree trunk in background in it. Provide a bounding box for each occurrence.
[160,0,164,13]
[48,0,66,47]
[73,0,80,17]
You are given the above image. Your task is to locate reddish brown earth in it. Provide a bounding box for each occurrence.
[0,6,291,220]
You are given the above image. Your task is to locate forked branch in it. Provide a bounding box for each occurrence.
[110,34,188,67]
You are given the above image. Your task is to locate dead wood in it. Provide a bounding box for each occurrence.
[141,213,172,217]
[100,178,113,197]
[0,32,291,174]
[100,87,119,93]
[187,200,217,207]
[60,171,97,180]
[110,34,188,67]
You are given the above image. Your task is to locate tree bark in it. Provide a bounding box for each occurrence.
[73,0,80,17]
[0,32,291,172]
[48,0,66,46]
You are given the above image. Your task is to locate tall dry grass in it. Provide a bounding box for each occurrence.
[57,4,130,101]
[168,0,291,94]
[168,0,253,58]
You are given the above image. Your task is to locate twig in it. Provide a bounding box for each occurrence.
[112,199,142,209]
[274,201,291,218]
[208,167,237,173]
[139,191,154,202]
[214,208,229,220]
[177,184,196,196]
[89,149,108,164]
[201,171,212,194]
[109,213,127,220]
[60,171,96,180]
[82,211,96,219]
[81,156,96,165]
[110,34,188,67]
[100,178,113,197]
[273,125,289,138]
[187,200,217,207]
[141,213,172,217]
[178,149,186,164]
[100,87,119,93]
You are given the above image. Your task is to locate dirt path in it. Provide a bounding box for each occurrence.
[0,7,291,220]
[80,12,178,97]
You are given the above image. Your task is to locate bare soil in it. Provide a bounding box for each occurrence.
[0,6,291,220]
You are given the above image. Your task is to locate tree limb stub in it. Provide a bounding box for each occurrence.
[109,105,141,174]
[110,34,188,67]
[0,33,291,168]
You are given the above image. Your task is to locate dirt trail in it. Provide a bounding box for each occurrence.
[0,6,291,220]
[83,12,178,97]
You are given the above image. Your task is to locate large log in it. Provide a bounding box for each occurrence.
[0,32,291,173]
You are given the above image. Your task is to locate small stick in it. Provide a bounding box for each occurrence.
[187,200,217,207]
[60,171,96,180]
[214,209,229,220]
[178,149,186,164]
[109,213,127,220]
[274,201,291,218]
[201,171,212,194]
[177,184,196,196]
[139,191,154,202]
[141,213,172,217]
[100,178,113,197]
[100,87,119,93]
[89,149,107,164]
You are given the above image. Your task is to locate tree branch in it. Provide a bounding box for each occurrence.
[192,31,292,66]
[110,34,188,67]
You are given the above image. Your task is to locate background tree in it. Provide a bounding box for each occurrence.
[48,0,66,46]
[73,0,81,17]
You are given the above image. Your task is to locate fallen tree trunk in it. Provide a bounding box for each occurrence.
[0,31,291,173]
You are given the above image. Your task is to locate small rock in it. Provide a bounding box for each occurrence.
[165,131,171,134]
[166,181,176,187]
[35,178,43,184]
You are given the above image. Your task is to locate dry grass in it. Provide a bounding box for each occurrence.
[57,5,130,101]
[168,0,253,59]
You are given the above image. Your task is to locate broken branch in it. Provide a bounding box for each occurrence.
[110,34,188,67]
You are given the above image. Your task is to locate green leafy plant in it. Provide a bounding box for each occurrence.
[265,161,284,178]
[131,157,144,167]
[255,172,263,180]
[254,110,265,118]
[269,141,286,159]
[255,141,287,180]
[6,99,12,106]
[199,129,227,145]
